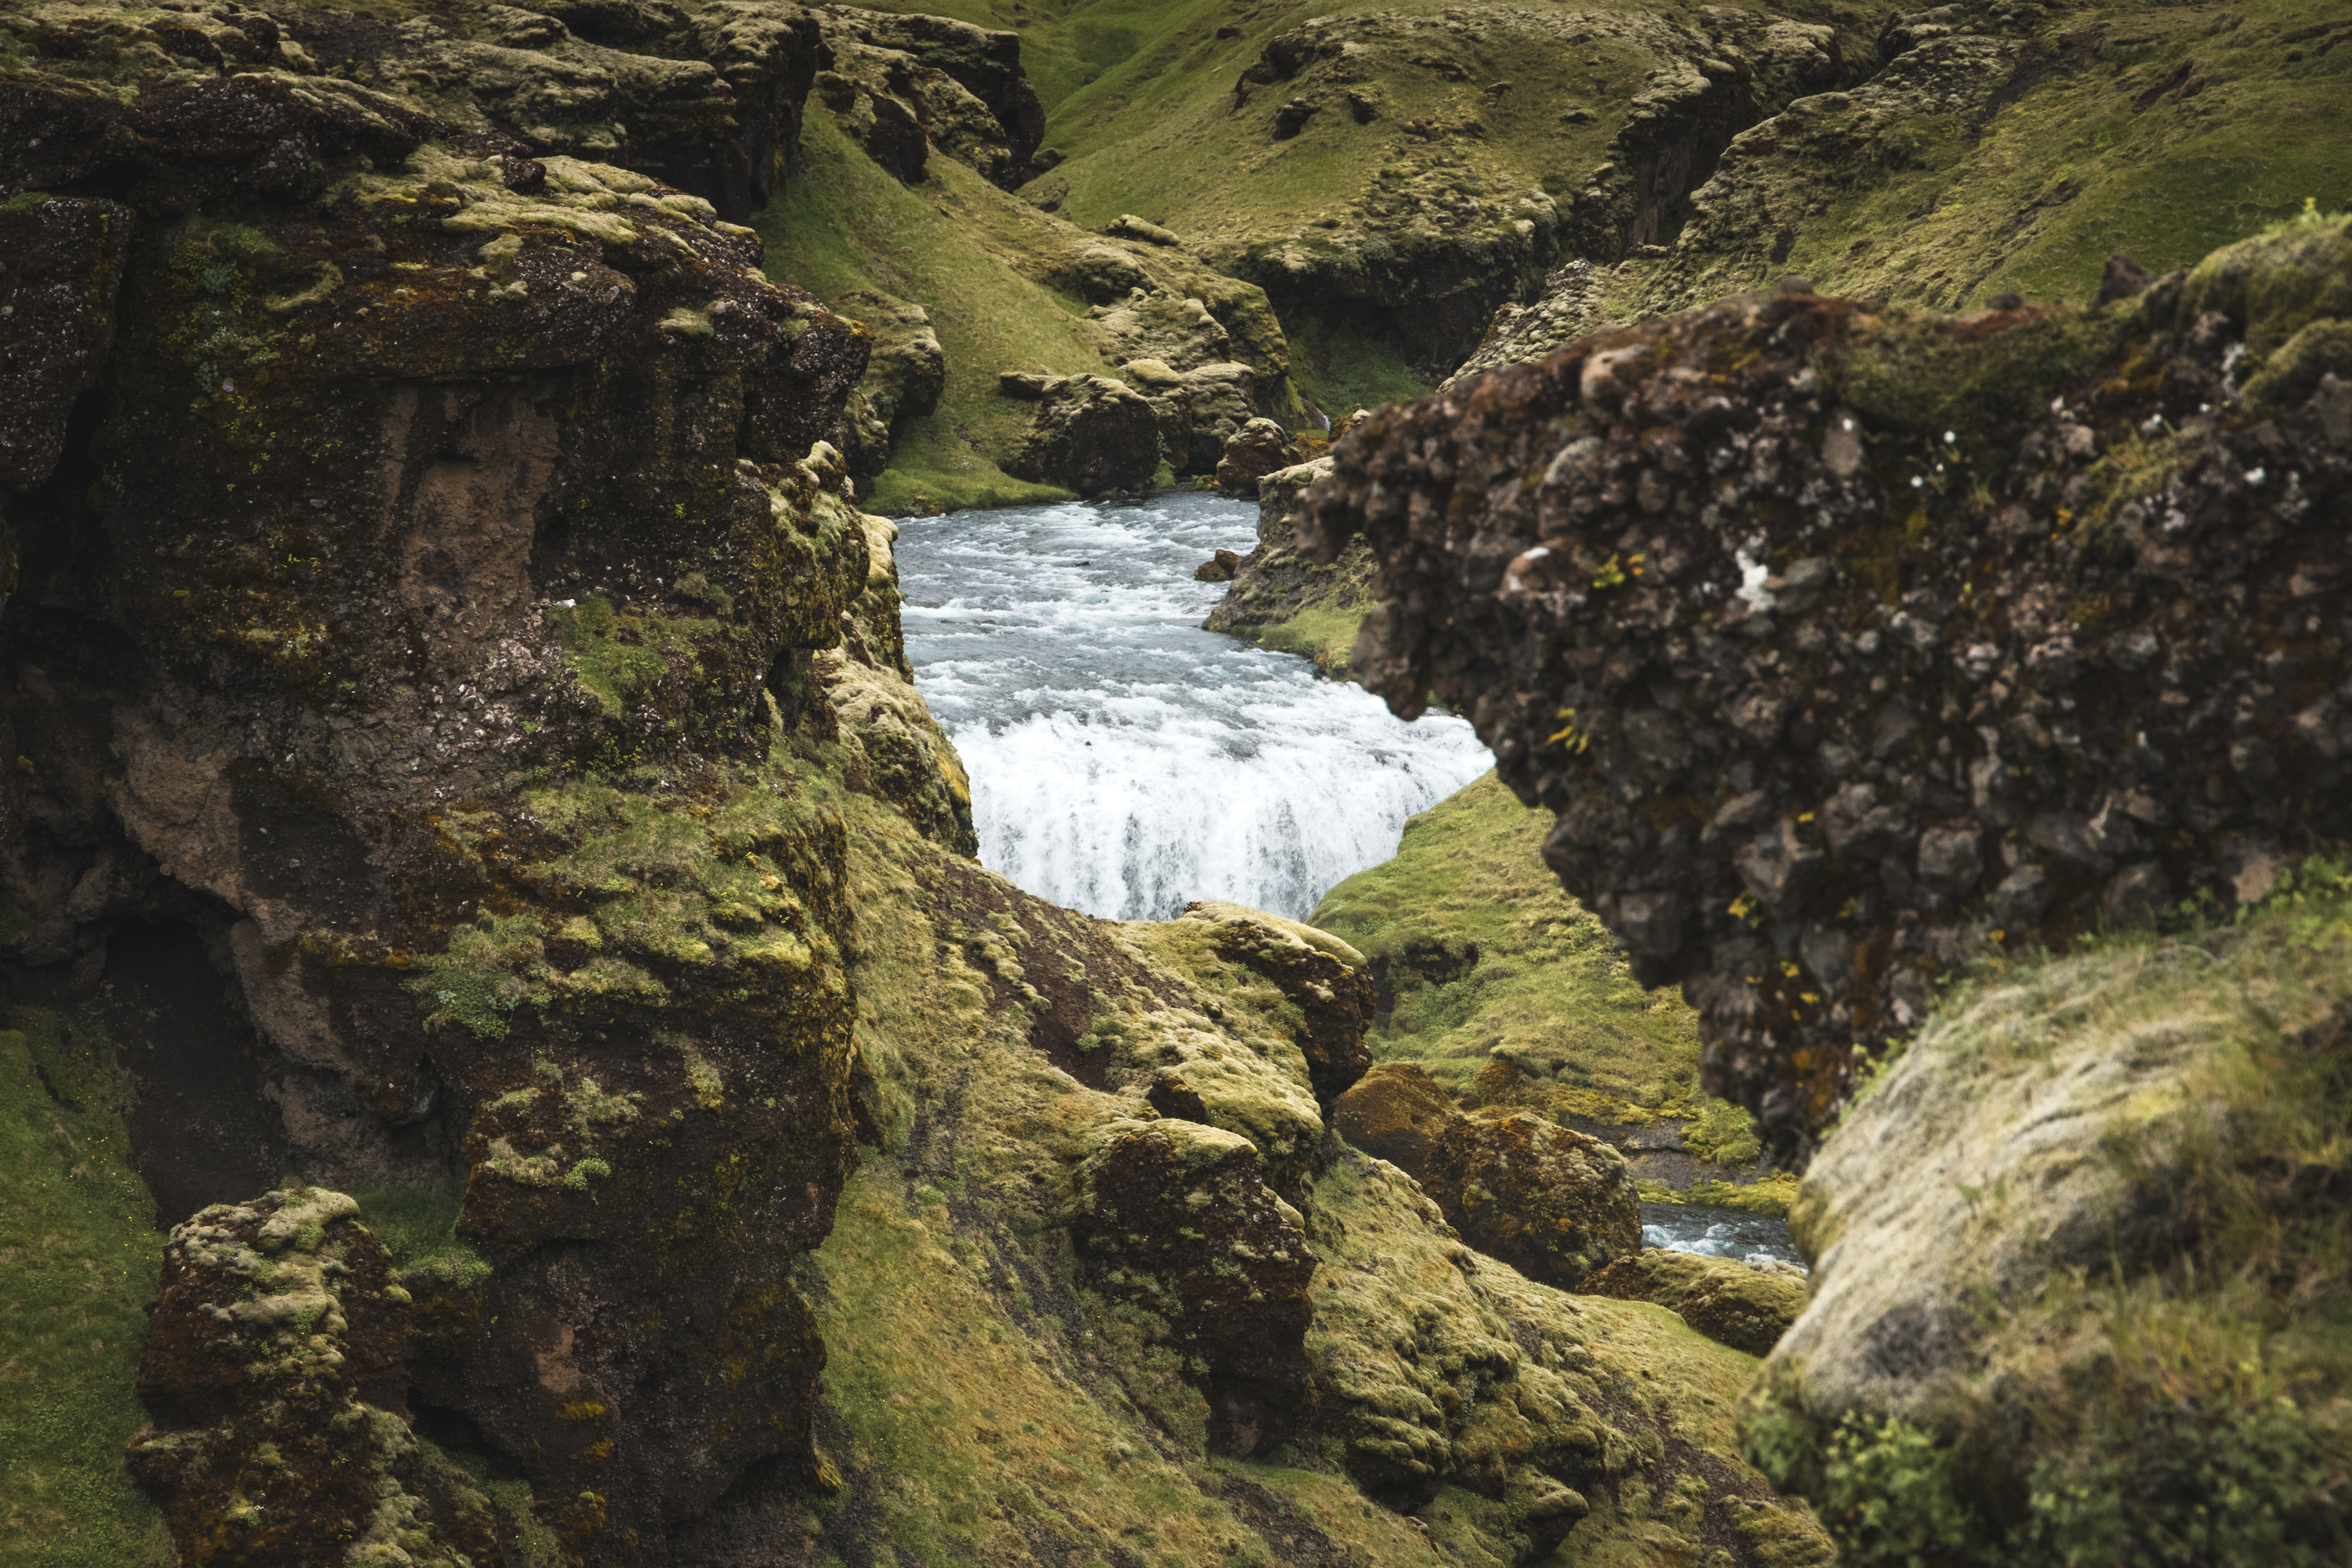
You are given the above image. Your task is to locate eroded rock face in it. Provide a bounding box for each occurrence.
[1334,1063,1641,1289]
[1205,456,1378,663]
[815,5,1043,189]
[128,1188,506,1567]
[1298,217,2352,1156]
[1581,1248,1806,1358]
[0,11,900,1559]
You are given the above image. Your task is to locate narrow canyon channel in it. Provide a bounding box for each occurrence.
[896,490,1491,921]
[898,490,1804,1268]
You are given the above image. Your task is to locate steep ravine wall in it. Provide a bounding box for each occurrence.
[1296,212,2352,1159]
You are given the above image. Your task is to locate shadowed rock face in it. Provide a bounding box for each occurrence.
[0,10,899,1560]
[1297,217,2352,1158]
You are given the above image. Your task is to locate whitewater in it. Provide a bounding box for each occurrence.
[894,490,1492,922]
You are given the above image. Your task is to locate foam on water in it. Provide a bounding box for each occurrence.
[1639,1202,1805,1268]
[895,490,1492,921]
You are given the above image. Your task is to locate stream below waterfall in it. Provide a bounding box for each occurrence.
[896,490,1802,1269]
[895,490,1491,922]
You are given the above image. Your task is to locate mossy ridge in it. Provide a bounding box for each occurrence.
[0,1010,173,1568]
[1310,772,1776,1174]
[1745,874,2352,1564]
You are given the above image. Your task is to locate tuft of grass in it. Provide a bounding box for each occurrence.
[0,1009,173,1568]
[352,1180,490,1289]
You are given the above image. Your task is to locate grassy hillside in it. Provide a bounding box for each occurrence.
[0,1012,171,1568]
[1308,772,1792,1211]
[758,110,1110,514]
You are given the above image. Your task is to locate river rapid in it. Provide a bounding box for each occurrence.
[895,490,1491,922]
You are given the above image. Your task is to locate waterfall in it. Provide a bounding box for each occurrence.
[896,492,1492,921]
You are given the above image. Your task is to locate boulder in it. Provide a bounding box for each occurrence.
[1214,416,1294,492]
[1580,1248,1807,1357]
[1072,1119,1318,1455]
[1334,1063,1641,1288]
[1176,899,1376,1103]
[1297,215,2352,1157]
[127,1188,506,1566]
[1194,549,1240,582]
[1000,372,1161,496]
[1742,909,2352,1559]
[1117,355,1257,474]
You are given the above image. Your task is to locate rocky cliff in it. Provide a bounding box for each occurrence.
[1298,211,2352,1158]
[0,3,1835,1562]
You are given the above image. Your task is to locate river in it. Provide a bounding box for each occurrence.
[895,490,1491,922]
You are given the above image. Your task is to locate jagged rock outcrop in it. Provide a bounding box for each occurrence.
[1214,415,1296,494]
[127,1187,509,1567]
[1205,455,1379,674]
[1334,1063,1641,1290]
[1298,215,2352,1157]
[830,288,945,481]
[813,5,1042,189]
[0,12,909,1554]
[1581,1248,1807,1358]
[997,369,1161,495]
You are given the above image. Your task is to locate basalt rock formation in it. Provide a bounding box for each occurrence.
[0,8,902,1555]
[1298,214,2352,1158]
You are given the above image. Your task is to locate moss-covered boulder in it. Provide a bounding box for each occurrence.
[1742,884,2352,1564]
[997,369,1162,495]
[1335,1062,1641,1290]
[1073,1117,1318,1456]
[1582,1248,1808,1358]
[1214,415,1295,493]
[128,1187,507,1567]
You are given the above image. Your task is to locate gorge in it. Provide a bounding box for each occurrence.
[3,1,2349,1566]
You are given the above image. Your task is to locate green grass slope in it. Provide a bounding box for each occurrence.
[758,109,1111,514]
[1310,773,1796,1209]
[0,1011,171,1568]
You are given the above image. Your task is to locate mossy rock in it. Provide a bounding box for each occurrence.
[1581,1248,1808,1358]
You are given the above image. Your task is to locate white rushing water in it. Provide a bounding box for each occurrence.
[894,490,1492,921]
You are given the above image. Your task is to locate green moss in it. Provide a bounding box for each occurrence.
[406,912,555,1040]
[1311,772,1768,1152]
[1749,871,2352,1565]
[354,1181,491,1290]
[1242,598,1371,680]
[0,1009,173,1568]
